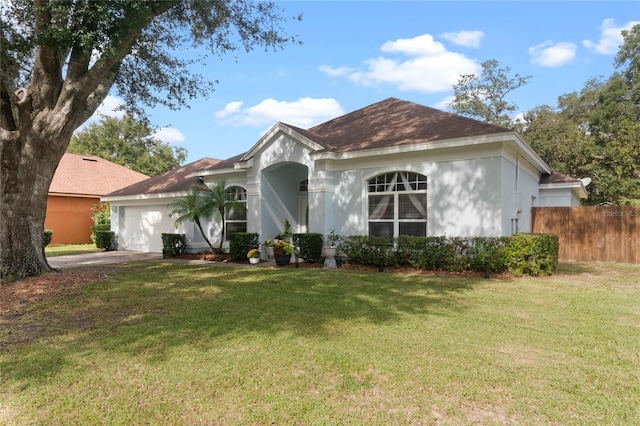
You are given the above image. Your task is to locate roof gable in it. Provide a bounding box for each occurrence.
[104,157,221,197]
[50,153,149,196]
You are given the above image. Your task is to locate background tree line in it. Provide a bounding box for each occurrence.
[450,24,639,206]
[68,116,187,176]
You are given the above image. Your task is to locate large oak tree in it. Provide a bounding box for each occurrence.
[0,0,300,279]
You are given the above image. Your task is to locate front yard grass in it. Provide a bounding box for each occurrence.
[45,243,100,257]
[1,262,639,424]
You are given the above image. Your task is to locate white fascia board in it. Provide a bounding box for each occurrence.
[540,182,588,199]
[239,122,325,163]
[195,168,247,178]
[101,190,191,204]
[234,158,253,170]
[510,133,552,174]
[310,132,551,174]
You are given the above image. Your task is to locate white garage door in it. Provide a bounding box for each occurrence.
[122,206,175,253]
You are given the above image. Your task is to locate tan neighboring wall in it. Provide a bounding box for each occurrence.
[45,194,99,244]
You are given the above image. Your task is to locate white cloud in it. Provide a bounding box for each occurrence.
[214,97,344,129]
[322,33,481,93]
[153,127,186,145]
[93,95,126,120]
[435,95,455,110]
[440,30,484,48]
[76,95,125,132]
[529,41,577,67]
[583,18,640,55]
[214,101,243,118]
[318,65,354,77]
[381,34,447,56]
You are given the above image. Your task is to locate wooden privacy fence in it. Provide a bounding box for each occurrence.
[532,206,640,263]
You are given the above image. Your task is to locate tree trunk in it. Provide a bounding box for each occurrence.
[1,124,70,280]
[194,217,216,254]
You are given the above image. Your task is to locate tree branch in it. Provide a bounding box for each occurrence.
[30,0,64,110]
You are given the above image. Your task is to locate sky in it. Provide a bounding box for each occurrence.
[86,1,639,164]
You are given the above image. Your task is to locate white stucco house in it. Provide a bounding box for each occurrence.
[102,98,588,253]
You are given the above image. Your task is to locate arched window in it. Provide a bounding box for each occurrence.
[368,172,427,238]
[225,186,247,236]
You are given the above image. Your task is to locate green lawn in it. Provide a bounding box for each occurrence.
[1,262,639,425]
[45,243,100,257]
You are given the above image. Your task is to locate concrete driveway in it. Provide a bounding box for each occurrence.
[48,250,163,269]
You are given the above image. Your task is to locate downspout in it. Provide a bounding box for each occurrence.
[512,154,521,234]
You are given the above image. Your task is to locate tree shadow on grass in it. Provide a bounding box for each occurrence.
[554,262,604,276]
[1,262,481,380]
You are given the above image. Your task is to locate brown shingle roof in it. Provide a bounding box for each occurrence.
[293,97,511,153]
[50,153,149,196]
[540,171,580,184]
[105,157,221,197]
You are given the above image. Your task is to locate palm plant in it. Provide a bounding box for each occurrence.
[206,179,246,249]
[168,179,247,252]
[168,185,216,253]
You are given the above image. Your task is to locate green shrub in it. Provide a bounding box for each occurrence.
[395,235,427,268]
[161,233,187,258]
[91,223,111,244]
[340,234,558,276]
[501,233,559,276]
[468,237,510,273]
[229,233,259,261]
[43,229,53,248]
[293,233,323,263]
[340,235,395,267]
[95,231,115,251]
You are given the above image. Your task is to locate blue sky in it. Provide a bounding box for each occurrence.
[88,1,639,164]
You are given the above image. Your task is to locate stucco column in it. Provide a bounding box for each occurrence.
[308,170,335,235]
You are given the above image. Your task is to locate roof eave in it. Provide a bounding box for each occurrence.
[101,190,192,203]
[539,182,588,199]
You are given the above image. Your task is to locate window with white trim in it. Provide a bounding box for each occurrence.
[368,172,427,238]
[225,186,247,236]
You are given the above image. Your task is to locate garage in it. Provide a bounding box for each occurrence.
[121,205,175,253]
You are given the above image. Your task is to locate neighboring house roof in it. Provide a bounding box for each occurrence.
[50,153,149,196]
[105,157,221,197]
[540,171,580,184]
[540,171,589,199]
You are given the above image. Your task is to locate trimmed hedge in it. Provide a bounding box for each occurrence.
[339,234,559,276]
[229,232,259,261]
[501,233,559,276]
[91,223,111,245]
[293,233,323,263]
[43,229,53,248]
[161,233,187,258]
[95,231,115,251]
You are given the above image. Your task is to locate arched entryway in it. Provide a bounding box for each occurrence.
[259,162,309,240]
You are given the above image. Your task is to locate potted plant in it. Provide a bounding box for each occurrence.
[282,218,293,242]
[247,248,260,265]
[273,240,293,266]
[324,229,341,269]
[263,239,274,259]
